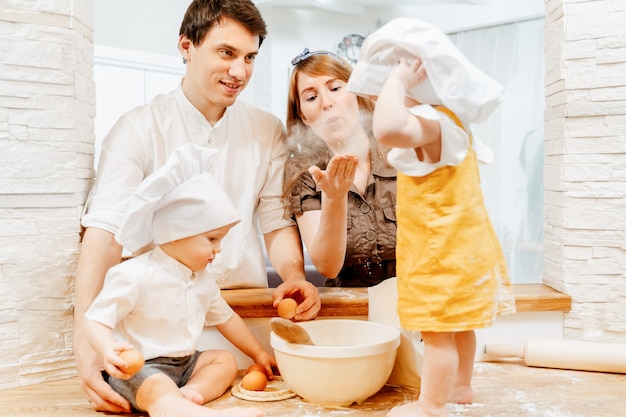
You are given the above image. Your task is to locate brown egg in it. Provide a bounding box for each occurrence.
[245,363,269,378]
[241,370,268,391]
[277,298,297,319]
[119,348,144,375]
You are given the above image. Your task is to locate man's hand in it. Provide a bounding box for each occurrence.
[73,227,128,411]
[74,329,131,412]
[273,279,321,321]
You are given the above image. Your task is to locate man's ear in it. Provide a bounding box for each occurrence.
[178,35,192,63]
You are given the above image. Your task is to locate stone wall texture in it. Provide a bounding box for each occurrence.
[543,0,626,342]
[0,0,95,388]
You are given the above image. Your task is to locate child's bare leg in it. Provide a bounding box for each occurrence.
[388,331,457,417]
[179,350,238,405]
[136,373,263,417]
[449,330,475,404]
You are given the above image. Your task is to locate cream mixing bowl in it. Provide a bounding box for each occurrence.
[270,319,400,407]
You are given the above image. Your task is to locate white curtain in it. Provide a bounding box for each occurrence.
[450,18,545,283]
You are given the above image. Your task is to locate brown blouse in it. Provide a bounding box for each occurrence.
[285,147,397,287]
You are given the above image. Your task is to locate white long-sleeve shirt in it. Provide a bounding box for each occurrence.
[82,82,293,288]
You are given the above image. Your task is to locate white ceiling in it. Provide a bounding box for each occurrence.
[94,0,544,57]
[252,0,489,14]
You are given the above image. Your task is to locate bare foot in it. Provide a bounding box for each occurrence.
[387,400,447,417]
[179,386,204,405]
[448,384,473,404]
[149,394,264,417]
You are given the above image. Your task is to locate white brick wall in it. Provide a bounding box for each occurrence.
[544,0,626,342]
[0,1,94,388]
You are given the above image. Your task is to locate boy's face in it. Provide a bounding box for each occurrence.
[170,223,235,272]
[178,17,260,114]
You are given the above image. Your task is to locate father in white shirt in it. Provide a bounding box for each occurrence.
[74,0,321,413]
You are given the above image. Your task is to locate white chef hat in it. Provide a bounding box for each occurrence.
[346,17,504,123]
[115,144,240,253]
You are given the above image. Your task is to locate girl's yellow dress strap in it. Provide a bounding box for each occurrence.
[433,105,472,143]
[433,105,464,129]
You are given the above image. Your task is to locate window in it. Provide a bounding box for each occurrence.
[451,18,545,283]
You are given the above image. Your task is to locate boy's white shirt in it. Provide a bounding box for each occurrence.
[85,246,234,360]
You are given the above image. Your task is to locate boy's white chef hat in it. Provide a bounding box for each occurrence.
[115,144,240,253]
[346,17,504,123]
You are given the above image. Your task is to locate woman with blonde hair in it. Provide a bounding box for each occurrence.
[282,48,397,287]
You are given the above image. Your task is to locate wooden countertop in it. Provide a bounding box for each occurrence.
[221,283,571,318]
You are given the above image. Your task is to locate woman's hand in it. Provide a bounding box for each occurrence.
[308,153,358,199]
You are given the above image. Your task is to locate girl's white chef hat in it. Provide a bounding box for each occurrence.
[347,17,504,123]
[116,143,240,253]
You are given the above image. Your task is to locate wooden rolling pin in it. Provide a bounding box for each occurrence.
[483,338,626,374]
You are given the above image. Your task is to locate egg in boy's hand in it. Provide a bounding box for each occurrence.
[119,348,144,375]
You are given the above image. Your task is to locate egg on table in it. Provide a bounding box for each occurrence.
[241,370,268,391]
[245,363,269,378]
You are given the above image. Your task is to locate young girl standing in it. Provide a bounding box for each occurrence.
[348,18,516,417]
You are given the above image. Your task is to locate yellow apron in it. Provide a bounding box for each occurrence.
[396,107,515,332]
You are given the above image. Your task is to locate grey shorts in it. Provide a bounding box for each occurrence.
[107,350,202,411]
